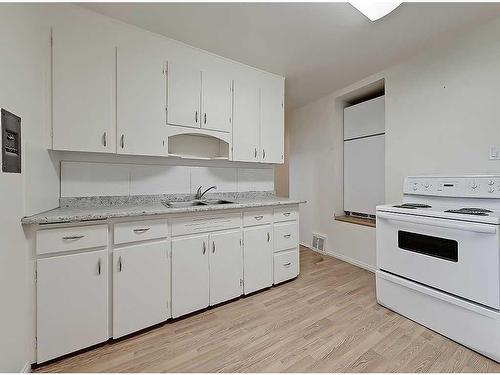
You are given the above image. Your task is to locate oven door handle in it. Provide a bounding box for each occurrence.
[377,212,497,234]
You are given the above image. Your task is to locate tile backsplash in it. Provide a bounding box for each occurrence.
[61,162,274,197]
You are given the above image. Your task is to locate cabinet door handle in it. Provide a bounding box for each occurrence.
[133,228,151,234]
[204,113,207,125]
[263,149,266,159]
[120,134,125,149]
[212,241,216,253]
[118,256,122,272]
[267,232,270,242]
[254,215,264,220]
[284,234,291,239]
[97,259,101,275]
[103,132,107,147]
[202,241,206,254]
[195,111,198,123]
[283,262,291,267]
[62,235,85,241]
[283,212,291,217]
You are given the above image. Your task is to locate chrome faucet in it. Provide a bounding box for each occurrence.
[195,185,217,200]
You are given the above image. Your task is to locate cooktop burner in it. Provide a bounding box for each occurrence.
[393,203,432,209]
[445,208,493,216]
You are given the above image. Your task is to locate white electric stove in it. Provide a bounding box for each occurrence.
[376,175,500,362]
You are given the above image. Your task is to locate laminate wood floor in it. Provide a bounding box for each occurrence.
[35,246,500,373]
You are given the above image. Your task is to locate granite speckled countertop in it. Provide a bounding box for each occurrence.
[21,192,304,225]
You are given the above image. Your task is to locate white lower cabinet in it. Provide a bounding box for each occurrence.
[171,234,210,318]
[113,241,170,338]
[243,225,273,294]
[209,230,243,305]
[36,250,109,363]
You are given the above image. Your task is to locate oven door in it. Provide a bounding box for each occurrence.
[377,211,500,309]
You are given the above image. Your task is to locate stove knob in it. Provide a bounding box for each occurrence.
[489,180,495,186]
[489,187,495,194]
[471,182,479,190]
[413,182,418,191]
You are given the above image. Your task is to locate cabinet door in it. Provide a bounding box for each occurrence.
[113,241,170,338]
[260,79,285,164]
[167,61,201,128]
[243,225,273,294]
[52,26,115,153]
[209,230,242,305]
[232,80,260,162]
[171,234,209,318]
[117,43,167,156]
[37,250,108,363]
[201,71,232,132]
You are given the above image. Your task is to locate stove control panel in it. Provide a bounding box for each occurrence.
[404,176,500,198]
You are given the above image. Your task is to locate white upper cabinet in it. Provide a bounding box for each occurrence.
[167,61,202,128]
[52,25,115,153]
[232,79,261,162]
[117,43,167,156]
[201,70,232,132]
[260,78,285,163]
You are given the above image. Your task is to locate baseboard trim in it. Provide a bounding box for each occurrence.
[301,243,375,273]
[21,362,31,373]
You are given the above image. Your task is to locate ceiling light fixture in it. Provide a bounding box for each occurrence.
[350,1,402,21]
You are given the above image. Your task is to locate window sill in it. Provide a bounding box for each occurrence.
[335,215,376,228]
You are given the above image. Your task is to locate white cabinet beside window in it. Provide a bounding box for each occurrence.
[260,78,285,163]
[171,234,210,318]
[243,225,273,294]
[209,230,243,305]
[232,79,261,162]
[36,250,109,363]
[116,43,167,156]
[166,62,202,128]
[52,26,115,153]
[201,70,233,133]
[113,241,170,338]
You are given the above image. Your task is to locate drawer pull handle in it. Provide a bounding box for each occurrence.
[254,215,264,220]
[203,241,206,255]
[62,235,85,241]
[118,256,123,272]
[97,259,101,275]
[283,234,291,239]
[133,228,151,234]
[283,212,291,217]
[283,262,292,267]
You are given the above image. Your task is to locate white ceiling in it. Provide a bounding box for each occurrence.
[81,2,500,110]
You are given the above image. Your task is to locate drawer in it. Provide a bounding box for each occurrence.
[274,221,298,252]
[114,219,168,245]
[274,249,299,284]
[243,209,273,227]
[171,213,240,237]
[274,206,298,222]
[37,224,108,255]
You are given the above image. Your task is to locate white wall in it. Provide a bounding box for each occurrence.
[61,162,274,197]
[289,15,500,270]
[0,4,59,372]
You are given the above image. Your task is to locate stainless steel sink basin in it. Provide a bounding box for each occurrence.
[162,200,207,208]
[202,199,236,205]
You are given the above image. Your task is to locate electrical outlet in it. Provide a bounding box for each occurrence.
[490,146,500,160]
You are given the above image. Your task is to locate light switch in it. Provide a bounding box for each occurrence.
[490,146,500,160]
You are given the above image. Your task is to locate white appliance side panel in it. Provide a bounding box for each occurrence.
[343,95,385,140]
[344,134,385,216]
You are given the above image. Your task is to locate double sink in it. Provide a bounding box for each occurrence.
[161,199,236,208]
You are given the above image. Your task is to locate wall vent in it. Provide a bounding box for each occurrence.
[312,233,326,252]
